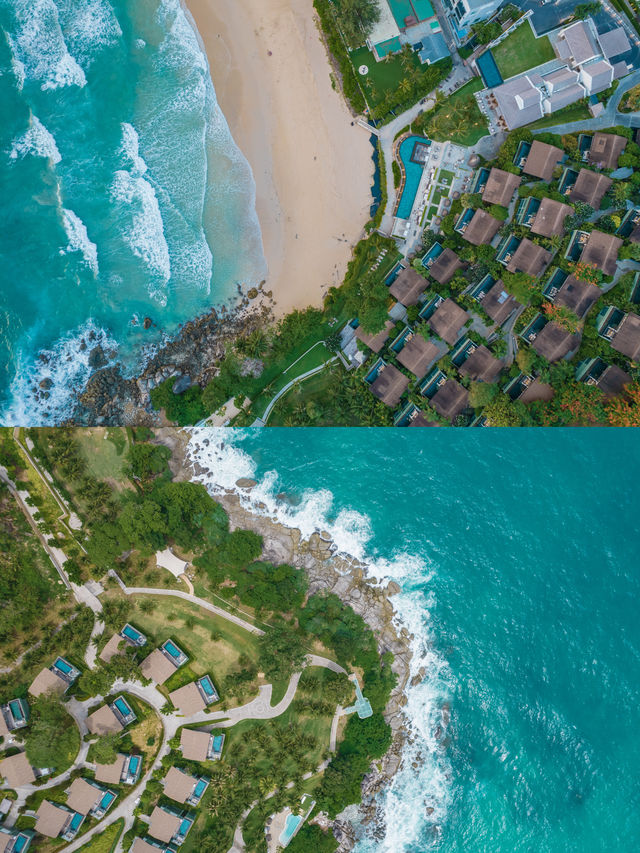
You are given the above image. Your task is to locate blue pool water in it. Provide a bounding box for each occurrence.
[476,50,504,88]
[212,734,224,752]
[396,136,430,220]
[163,640,182,659]
[13,836,27,853]
[279,813,303,846]
[128,755,140,774]
[198,676,216,698]
[114,697,132,716]
[188,430,640,852]
[54,657,72,674]
[68,813,83,831]
[179,818,192,836]
[9,699,25,721]
[0,0,266,424]
[122,624,144,644]
[99,791,115,809]
[193,778,208,798]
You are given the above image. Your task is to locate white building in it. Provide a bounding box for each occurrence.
[441,0,503,42]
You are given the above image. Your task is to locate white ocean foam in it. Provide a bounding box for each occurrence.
[155,0,207,74]
[6,36,26,91]
[62,208,99,276]
[2,320,118,426]
[185,431,453,850]
[56,0,122,68]
[9,114,61,164]
[119,123,147,177]
[8,0,86,90]
[110,169,171,303]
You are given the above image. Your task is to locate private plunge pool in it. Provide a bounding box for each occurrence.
[396,136,431,220]
[279,813,303,847]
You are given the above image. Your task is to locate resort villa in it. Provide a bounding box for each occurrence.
[94,753,142,786]
[0,826,34,853]
[0,752,35,788]
[367,0,449,64]
[441,0,502,42]
[66,778,116,819]
[179,728,224,762]
[99,623,147,664]
[131,840,177,853]
[34,801,84,841]
[140,641,188,685]
[28,657,79,697]
[148,805,193,847]
[162,767,209,807]
[170,676,219,715]
[0,699,29,739]
[87,696,136,734]
[482,18,633,130]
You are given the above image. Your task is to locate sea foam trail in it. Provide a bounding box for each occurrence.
[9,114,61,163]
[185,430,453,851]
[62,208,99,276]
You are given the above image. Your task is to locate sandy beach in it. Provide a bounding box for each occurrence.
[186,0,374,315]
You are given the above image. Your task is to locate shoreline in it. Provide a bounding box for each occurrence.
[162,428,415,848]
[185,0,375,316]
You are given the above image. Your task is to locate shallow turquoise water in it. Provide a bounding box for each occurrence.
[0,0,266,423]
[189,429,640,852]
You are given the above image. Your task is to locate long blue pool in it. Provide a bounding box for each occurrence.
[476,50,504,88]
[99,791,115,809]
[396,136,430,220]
[128,755,141,774]
[9,700,25,721]
[279,813,303,846]
[122,624,144,644]
[198,676,216,699]
[193,779,208,798]
[69,813,83,831]
[114,697,132,716]
[54,657,73,674]
[212,735,224,752]
[163,641,182,659]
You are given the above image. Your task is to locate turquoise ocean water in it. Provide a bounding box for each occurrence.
[0,0,266,423]
[188,429,640,852]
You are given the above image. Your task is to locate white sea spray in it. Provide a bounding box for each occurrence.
[9,114,61,163]
[62,208,99,276]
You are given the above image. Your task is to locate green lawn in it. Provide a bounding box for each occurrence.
[252,342,335,420]
[492,22,555,79]
[528,101,591,129]
[424,78,489,146]
[80,820,124,853]
[350,45,422,109]
[75,428,130,485]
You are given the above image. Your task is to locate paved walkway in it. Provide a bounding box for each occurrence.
[258,355,338,426]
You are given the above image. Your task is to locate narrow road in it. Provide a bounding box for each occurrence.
[258,356,338,426]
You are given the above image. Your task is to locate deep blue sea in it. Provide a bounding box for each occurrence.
[188,429,640,852]
[0,0,266,423]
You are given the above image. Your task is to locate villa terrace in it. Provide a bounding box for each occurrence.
[131,840,176,853]
[180,729,223,762]
[597,308,640,360]
[140,641,188,685]
[471,277,522,326]
[169,676,219,715]
[428,248,464,285]
[504,238,552,277]
[29,657,79,697]
[576,230,623,276]
[527,318,581,362]
[0,752,35,788]
[586,131,627,170]
[455,342,503,382]
[430,378,469,420]
[94,753,141,786]
[100,624,147,663]
[355,320,395,354]
[396,333,443,377]
[456,208,501,245]
[522,141,564,182]
[528,197,573,238]
[0,699,29,738]
[369,363,409,408]
[546,274,600,319]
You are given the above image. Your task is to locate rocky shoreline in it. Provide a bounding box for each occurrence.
[162,429,414,850]
[67,295,274,426]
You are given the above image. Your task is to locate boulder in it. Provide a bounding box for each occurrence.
[172,374,192,395]
[88,345,108,370]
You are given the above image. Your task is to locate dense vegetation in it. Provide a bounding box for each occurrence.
[24,695,80,772]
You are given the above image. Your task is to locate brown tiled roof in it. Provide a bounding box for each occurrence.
[389,268,428,306]
[630,223,640,244]
[170,682,206,716]
[531,322,581,361]
[597,364,631,398]
[67,778,101,815]
[428,298,469,345]
[140,649,176,685]
[611,312,640,360]
[0,714,10,738]
[0,752,35,787]
[587,131,626,170]
[35,801,70,838]
[94,754,126,785]
[458,346,503,383]
[553,275,600,318]
[163,766,197,804]
[29,668,67,697]
[462,209,502,246]
[480,281,522,325]
[149,806,181,843]
[523,141,563,181]
[506,238,551,276]
[99,634,125,664]
[396,335,440,378]
[569,169,613,209]
[430,379,469,420]
[180,728,211,762]
[355,320,394,354]
[580,230,622,276]
[530,197,573,237]
[519,378,555,403]
[370,364,409,408]
[482,168,521,207]
[408,412,438,426]
[87,704,123,736]
[131,841,164,853]
[428,249,463,285]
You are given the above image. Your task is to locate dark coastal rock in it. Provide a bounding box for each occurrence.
[143,316,152,329]
[88,345,108,370]
[247,287,258,299]
[39,377,53,390]
[172,375,192,395]
[235,478,257,489]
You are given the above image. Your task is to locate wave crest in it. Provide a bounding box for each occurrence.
[9,114,61,164]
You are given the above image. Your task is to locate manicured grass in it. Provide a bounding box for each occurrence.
[529,101,591,129]
[424,79,488,146]
[80,820,124,853]
[350,45,422,108]
[252,342,335,420]
[74,427,130,486]
[492,22,554,79]
[125,594,261,685]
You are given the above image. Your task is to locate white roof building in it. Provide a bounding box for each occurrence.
[155,549,188,579]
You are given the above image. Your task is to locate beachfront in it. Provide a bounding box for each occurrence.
[186,0,375,315]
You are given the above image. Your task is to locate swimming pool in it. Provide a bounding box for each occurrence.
[212,734,224,753]
[197,676,218,701]
[163,640,182,658]
[54,657,73,674]
[8,699,26,722]
[114,697,134,717]
[476,50,503,88]
[98,791,115,810]
[279,813,303,847]
[126,755,141,780]
[121,624,145,645]
[179,818,192,838]
[192,778,208,799]
[69,813,83,832]
[12,835,28,853]
[396,136,430,221]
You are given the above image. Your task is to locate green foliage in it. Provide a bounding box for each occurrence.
[125,443,171,483]
[88,733,120,765]
[573,1,602,18]
[333,0,380,43]
[287,824,338,853]
[484,392,524,425]
[472,20,502,44]
[392,160,401,188]
[203,529,264,572]
[313,0,366,113]
[24,696,79,771]
[469,381,498,409]
[258,624,308,682]
[149,378,206,426]
[78,655,142,698]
